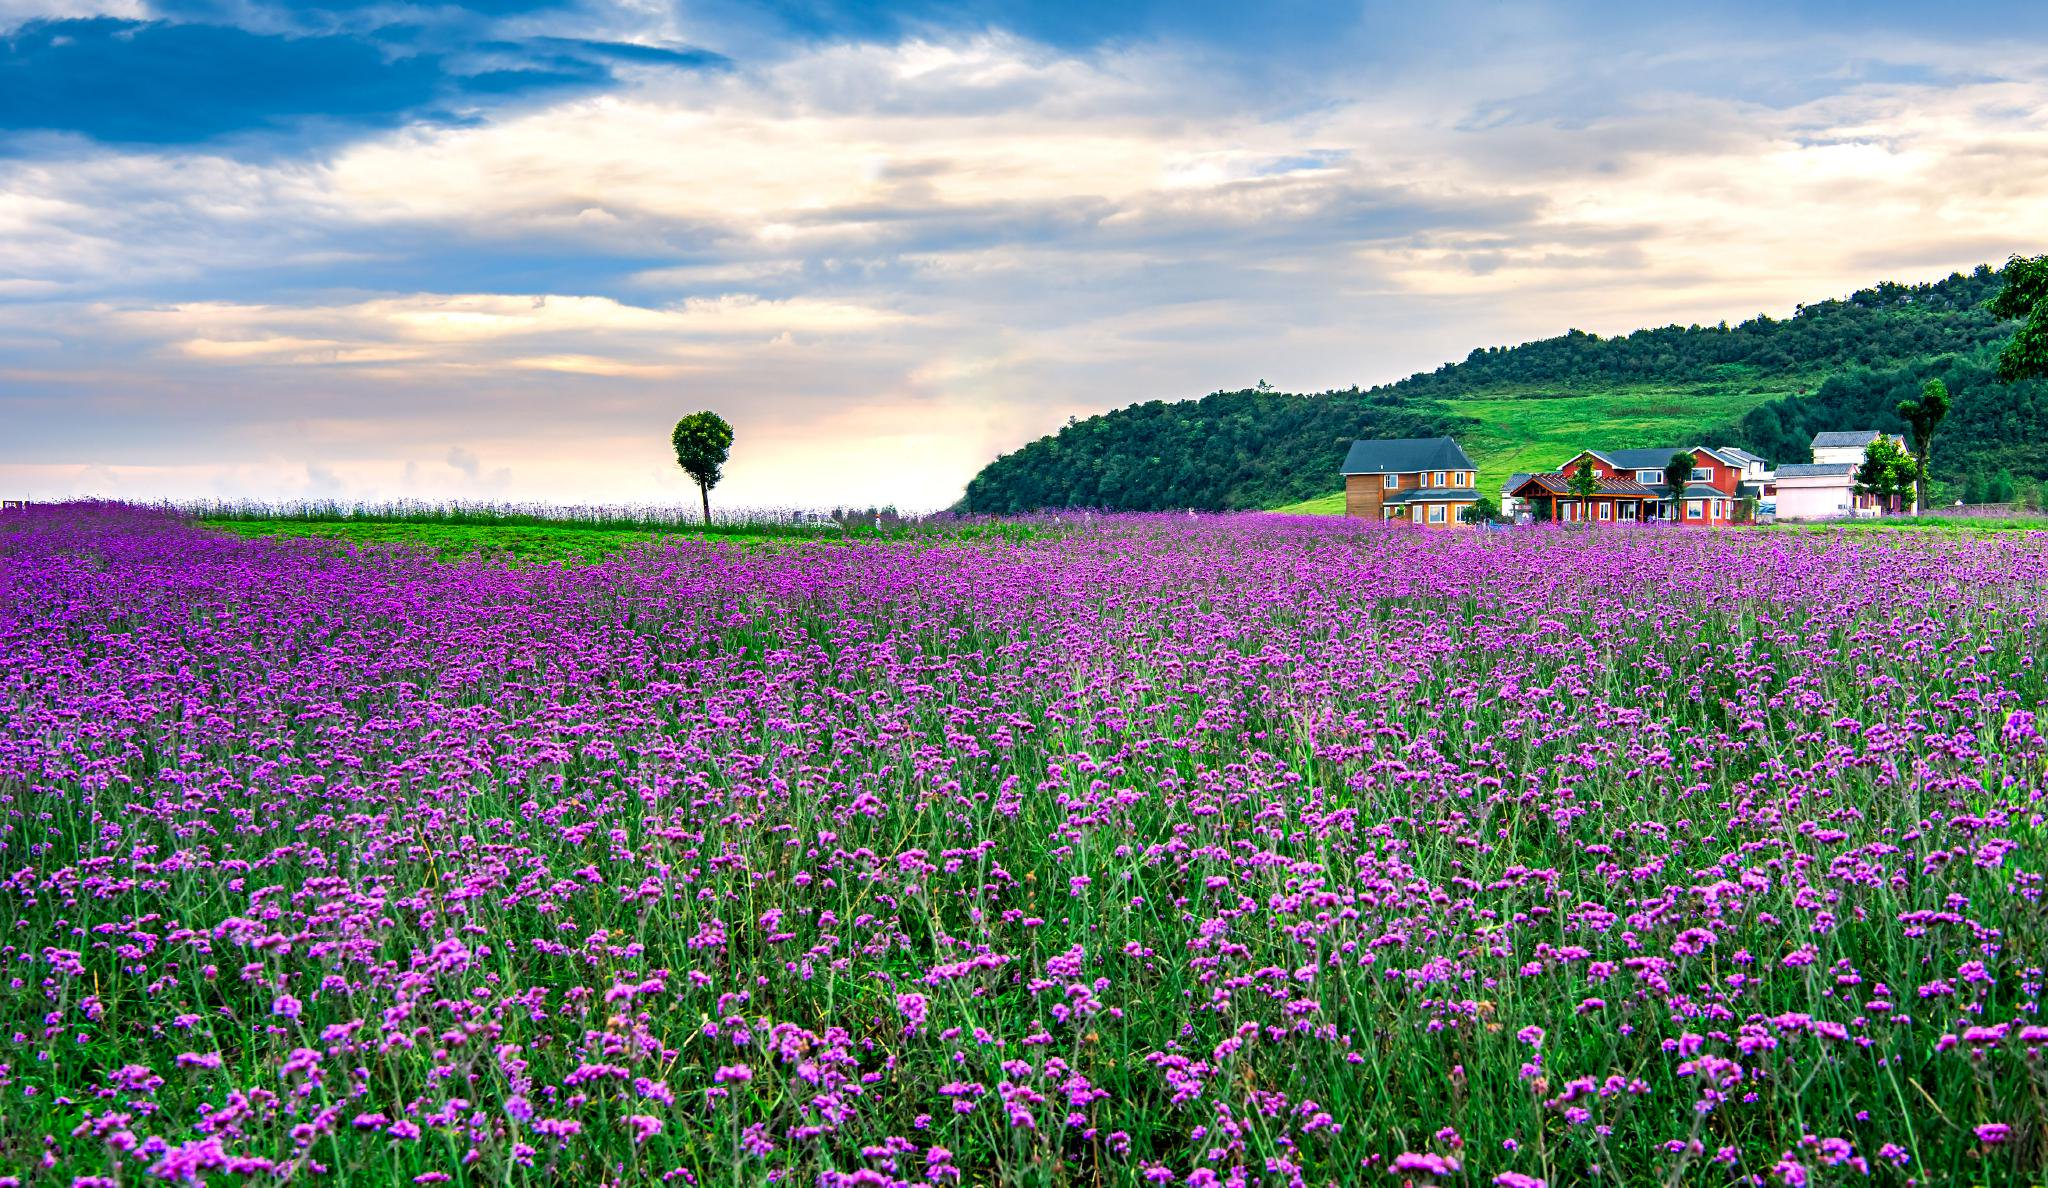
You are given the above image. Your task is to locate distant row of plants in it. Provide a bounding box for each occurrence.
[179,498,937,537]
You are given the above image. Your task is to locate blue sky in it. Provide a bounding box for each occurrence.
[4,0,2047,507]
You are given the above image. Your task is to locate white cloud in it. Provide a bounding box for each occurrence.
[4,29,2048,510]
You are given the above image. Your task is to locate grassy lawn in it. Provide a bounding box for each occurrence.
[1272,378,1794,514]
[206,519,796,562]
[206,516,1055,561]
[1765,514,2048,535]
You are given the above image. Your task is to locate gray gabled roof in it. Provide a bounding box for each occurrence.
[1513,473,1658,497]
[1777,462,1855,478]
[1587,446,1743,471]
[1340,436,1474,475]
[1382,486,1482,504]
[1812,430,1880,449]
[1502,473,1531,494]
[1589,447,1691,470]
[1720,447,1767,466]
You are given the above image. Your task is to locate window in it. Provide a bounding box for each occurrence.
[1690,467,1712,483]
[1412,505,1423,523]
[1620,503,1637,521]
[1636,470,1661,484]
[1457,472,1470,487]
[1600,503,1612,521]
[1428,503,1446,524]
[1383,473,1399,489]
[1687,500,1703,520]
[1434,471,1446,487]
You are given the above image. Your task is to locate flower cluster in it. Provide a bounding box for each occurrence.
[2,503,2046,1185]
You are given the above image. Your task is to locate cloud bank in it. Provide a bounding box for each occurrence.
[3,1,2048,508]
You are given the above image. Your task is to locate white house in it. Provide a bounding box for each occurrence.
[1719,447,1775,492]
[1773,463,1859,521]
[1776,430,1916,520]
[1811,430,1904,467]
[1501,473,1531,519]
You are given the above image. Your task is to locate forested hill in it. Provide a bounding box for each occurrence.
[956,264,2025,513]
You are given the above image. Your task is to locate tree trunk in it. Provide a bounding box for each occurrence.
[699,482,711,526]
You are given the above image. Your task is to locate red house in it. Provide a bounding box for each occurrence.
[1514,446,1753,525]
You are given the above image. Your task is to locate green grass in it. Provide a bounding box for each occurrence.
[208,520,834,562]
[1767,514,2048,535]
[1269,492,1347,515]
[1272,379,1797,514]
[207,516,1055,562]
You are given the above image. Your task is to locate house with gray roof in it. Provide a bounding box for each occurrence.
[1542,444,1755,526]
[1774,429,1914,519]
[1340,436,1480,527]
[1811,429,1905,468]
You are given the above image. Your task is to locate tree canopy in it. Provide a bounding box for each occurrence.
[671,411,734,524]
[1989,254,2048,384]
[959,263,2041,512]
[1855,437,1919,512]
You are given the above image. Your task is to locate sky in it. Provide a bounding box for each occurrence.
[4,1,2048,511]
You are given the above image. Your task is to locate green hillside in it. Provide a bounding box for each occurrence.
[959,265,2022,514]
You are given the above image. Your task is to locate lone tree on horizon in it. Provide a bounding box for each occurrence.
[1895,377,1950,512]
[671,411,734,525]
[1989,253,2048,384]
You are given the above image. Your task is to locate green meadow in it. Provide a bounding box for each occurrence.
[204,514,1052,562]
[1271,382,1793,514]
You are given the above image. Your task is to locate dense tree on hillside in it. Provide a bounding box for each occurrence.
[1735,351,2048,487]
[959,263,2034,513]
[1387,266,2011,397]
[956,389,1463,513]
[1990,254,2048,384]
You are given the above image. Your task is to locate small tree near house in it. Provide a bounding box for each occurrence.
[1568,460,1599,499]
[1856,437,1918,515]
[1894,378,1950,512]
[671,411,735,525]
[1460,494,1502,525]
[1662,451,1696,520]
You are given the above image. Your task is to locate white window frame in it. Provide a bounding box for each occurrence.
[1620,503,1637,521]
[1433,471,1446,487]
[1384,473,1399,489]
[1689,467,1712,483]
[1636,470,1660,484]
[1687,500,1703,520]
[1599,503,1612,521]
[1427,503,1446,524]
[1412,505,1424,523]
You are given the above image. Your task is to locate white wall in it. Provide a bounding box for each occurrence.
[1776,479,1855,521]
[1811,446,1866,467]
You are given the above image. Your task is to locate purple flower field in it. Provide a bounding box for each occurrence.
[5,504,2048,1186]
